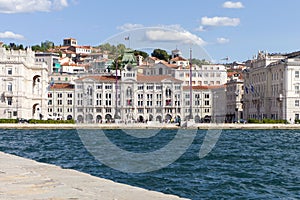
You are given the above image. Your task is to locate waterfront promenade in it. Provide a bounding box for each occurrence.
[0,151,188,200]
[0,122,300,129]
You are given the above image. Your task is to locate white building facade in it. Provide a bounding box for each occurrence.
[0,47,48,120]
[243,51,300,123]
[74,69,184,124]
[226,72,244,123]
[173,64,227,86]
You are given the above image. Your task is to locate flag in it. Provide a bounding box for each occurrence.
[125,36,129,40]
[250,84,254,93]
[221,56,229,61]
[245,86,248,94]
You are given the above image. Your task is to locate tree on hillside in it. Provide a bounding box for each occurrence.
[191,58,211,66]
[3,43,25,50]
[31,40,55,52]
[97,43,127,57]
[151,49,169,61]
[134,50,148,59]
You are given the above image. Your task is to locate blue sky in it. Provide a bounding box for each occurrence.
[0,0,300,62]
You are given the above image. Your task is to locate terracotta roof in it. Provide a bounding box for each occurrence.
[76,46,91,49]
[183,85,226,91]
[137,74,182,83]
[76,75,119,82]
[159,61,178,69]
[170,56,188,62]
[61,63,78,66]
[227,71,243,79]
[50,83,74,90]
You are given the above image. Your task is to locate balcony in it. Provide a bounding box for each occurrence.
[3,91,13,97]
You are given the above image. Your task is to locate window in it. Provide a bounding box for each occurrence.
[105,84,112,89]
[205,100,210,106]
[295,86,300,94]
[96,100,102,106]
[146,85,154,90]
[138,94,143,99]
[295,100,300,107]
[138,85,144,90]
[296,71,300,78]
[7,97,12,106]
[175,85,181,90]
[57,93,62,98]
[7,83,12,92]
[147,94,153,99]
[105,93,111,99]
[96,108,101,113]
[67,100,72,105]
[7,68,12,75]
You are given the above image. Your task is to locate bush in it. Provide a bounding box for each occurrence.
[248,118,288,124]
[247,118,260,123]
[28,119,75,124]
[0,119,18,123]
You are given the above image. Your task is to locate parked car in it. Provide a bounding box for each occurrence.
[17,118,29,123]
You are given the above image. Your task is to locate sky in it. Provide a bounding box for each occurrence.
[0,0,300,63]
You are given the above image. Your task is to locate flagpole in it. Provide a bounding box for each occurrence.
[189,48,193,120]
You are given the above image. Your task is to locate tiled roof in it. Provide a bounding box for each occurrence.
[183,85,226,91]
[170,56,188,62]
[76,75,119,82]
[227,71,243,79]
[159,61,179,69]
[137,74,182,83]
[50,83,74,90]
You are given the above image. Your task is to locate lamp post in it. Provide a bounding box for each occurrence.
[114,55,121,122]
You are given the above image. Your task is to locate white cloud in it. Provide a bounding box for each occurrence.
[223,1,244,9]
[201,16,240,27]
[0,0,68,14]
[145,27,206,46]
[197,26,206,32]
[53,0,68,10]
[117,23,144,31]
[0,31,25,40]
[217,37,230,44]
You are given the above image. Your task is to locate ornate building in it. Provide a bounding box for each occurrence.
[0,46,48,120]
[243,51,300,123]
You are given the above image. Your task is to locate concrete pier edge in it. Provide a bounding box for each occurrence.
[0,151,188,200]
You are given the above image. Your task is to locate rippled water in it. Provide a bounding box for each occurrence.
[0,129,299,199]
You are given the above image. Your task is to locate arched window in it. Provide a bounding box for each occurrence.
[7,82,12,92]
[87,86,93,96]
[126,87,132,98]
[165,88,172,97]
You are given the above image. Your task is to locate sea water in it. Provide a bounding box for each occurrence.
[0,129,299,199]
